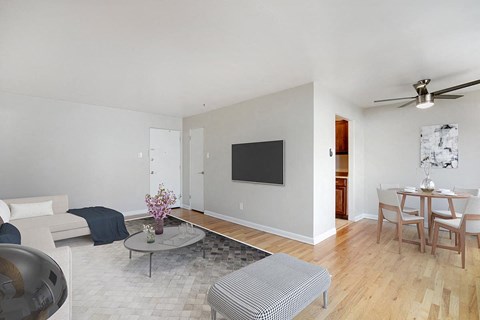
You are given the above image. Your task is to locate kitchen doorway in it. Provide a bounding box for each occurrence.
[335,115,349,224]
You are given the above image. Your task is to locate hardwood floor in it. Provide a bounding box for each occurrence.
[335,218,350,230]
[170,208,480,319]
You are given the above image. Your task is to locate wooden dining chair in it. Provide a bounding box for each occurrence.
[377,188,426,254]
[431,187,480,245]
[431,195,480,269]
[379,183,419,215]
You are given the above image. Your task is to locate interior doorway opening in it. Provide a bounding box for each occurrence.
[335,115,349,224]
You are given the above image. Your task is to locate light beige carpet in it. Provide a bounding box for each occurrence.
[56,217,268,320]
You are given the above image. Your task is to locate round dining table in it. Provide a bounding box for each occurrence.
[396,189,471,242]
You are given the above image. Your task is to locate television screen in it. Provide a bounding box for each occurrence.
[232,140,284,185]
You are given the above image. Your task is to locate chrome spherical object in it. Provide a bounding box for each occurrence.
[0,244,68,320]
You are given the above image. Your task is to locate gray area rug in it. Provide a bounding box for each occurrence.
[56,217,269,320]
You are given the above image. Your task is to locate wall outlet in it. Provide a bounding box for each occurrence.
[239,202,244,210]
[206,152,210,159]
[137,152,143,158]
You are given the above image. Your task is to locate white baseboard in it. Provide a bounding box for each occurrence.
[313,228,337,245]
[204,210,317,245]
[172,214,272,254]
[181,204,191,210]
[353,213,377,221]
[124,206,190,218]
[123,209,147,217]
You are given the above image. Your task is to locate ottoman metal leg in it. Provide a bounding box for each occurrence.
[323,291,328,309]
[211,307,216,320]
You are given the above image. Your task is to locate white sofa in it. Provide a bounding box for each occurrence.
[21,227,72,320]
[4,195,90,241]
[2,195,81,320]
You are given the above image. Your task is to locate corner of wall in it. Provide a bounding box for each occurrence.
[313,227,337,245]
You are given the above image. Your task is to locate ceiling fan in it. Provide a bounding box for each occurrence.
[374,78,480,109]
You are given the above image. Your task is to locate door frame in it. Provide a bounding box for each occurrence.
[189,128,205,212]
[346,119,355,221]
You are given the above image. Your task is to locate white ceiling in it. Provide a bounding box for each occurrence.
[1,1,480,117]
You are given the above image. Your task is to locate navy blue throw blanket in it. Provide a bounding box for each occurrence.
[68,206,129,246]
[0,223,21,244]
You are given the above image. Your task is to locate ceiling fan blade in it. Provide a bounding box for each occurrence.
[397,100,416,108]
[374,96,416,103]
[434,94,463,99]
[432,79,480,95]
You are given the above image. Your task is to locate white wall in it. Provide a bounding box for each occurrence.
[313,83,365,241]
[363,90,480,216]
[0,92,182,214]
[182,84,315,242]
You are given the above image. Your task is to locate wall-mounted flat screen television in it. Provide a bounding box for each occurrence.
[232,140,284,185]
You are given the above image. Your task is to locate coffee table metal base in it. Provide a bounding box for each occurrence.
[124,227,206,278]
[128,241,205,278]
[128,250,154,277]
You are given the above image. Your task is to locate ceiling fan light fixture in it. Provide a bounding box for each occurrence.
[416,94,434,109]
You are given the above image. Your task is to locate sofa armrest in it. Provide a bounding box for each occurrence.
[21,227,56,251]
[46,246,72,320]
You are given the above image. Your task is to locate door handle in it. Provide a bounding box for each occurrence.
[198,171,204,174]
[151,171,154,175]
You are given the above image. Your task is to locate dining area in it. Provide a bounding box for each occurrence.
[376,183,480,269]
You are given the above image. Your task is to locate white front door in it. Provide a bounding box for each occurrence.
[190,128,204,212]
[150,128,181,207]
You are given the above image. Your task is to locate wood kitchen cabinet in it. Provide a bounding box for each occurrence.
[335,120,348,154]
[336,178,348,219]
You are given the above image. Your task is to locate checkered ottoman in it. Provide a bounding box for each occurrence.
[207,253,331,320]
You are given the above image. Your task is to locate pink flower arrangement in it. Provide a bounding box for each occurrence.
[145,184,177,220]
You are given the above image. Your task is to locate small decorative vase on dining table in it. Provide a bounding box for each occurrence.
[154,218,164,235]
[420,162,435,193]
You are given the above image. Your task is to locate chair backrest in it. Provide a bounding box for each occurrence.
[463,196,480,233]
[452,187,480,213]
[379,183,400,190]
[377,188,401,222]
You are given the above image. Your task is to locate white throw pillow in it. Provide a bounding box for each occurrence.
[9,200,54,220]
[0,200,11,223]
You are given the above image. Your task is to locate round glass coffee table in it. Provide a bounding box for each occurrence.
[124,226,206,277]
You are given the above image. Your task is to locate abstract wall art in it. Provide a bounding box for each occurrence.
[420,124,458,168]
